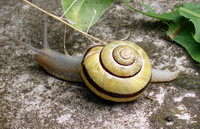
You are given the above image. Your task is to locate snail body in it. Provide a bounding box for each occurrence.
[4,18,179,102]
[34,49,83,82]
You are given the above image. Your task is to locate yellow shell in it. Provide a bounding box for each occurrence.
[80,41,151,102]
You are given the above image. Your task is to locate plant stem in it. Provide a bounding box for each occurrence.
[22,0,107,44]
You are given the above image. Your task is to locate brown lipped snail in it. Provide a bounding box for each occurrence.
[3,17,179,102]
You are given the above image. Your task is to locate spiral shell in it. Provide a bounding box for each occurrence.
[80,41,151,102]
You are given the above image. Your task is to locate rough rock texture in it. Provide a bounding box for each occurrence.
[0,0,200,128]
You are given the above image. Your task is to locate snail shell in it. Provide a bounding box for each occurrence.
[80,41,151,102]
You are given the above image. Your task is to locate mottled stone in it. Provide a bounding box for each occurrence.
[0,0,200,128]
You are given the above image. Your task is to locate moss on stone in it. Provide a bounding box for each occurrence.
[173,73,200,89]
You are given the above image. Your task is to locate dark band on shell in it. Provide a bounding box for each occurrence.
[82,63,151,98]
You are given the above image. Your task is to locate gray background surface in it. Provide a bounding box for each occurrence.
[0,0,200,128]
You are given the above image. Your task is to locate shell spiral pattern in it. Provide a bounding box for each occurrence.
[80,41,152,102]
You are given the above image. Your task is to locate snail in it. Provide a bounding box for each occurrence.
[3,18,179,102]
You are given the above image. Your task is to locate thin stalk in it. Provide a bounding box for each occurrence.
[22,0,107,44]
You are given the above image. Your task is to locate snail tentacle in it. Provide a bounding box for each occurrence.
[151,69,179,82]
[43,15,50,49]
[4,16,83,82]
[3,32,42,54]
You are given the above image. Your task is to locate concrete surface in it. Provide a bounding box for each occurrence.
[0,0,200,128]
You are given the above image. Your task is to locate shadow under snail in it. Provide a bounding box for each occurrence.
[3,17,179,102]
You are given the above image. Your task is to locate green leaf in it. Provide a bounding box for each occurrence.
[190,18,200,43]
[178,2,200,43]
[121,0,181,22]
[61,0,114,31]
[122,0,200,63]
[167,17,200,62]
